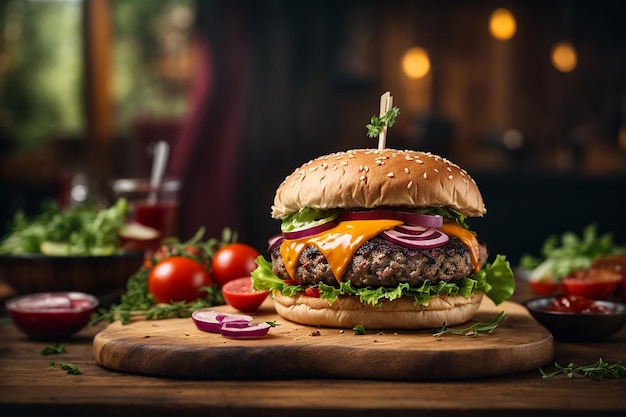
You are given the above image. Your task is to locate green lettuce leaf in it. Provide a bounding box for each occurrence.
[251,254,515,307]
[280,207,338,233]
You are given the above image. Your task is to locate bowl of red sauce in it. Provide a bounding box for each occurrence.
[6,292,99,340]
[524,295,626,342]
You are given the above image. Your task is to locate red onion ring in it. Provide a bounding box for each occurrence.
[381,228,449,249]
[339,209,398,222]
[192,310,253,333]
[394,224,429,235]
[283,219,338,240]
[339,210,443,228]
[267,234,284,251]
[401,212,443,228]
[192,310,271,339]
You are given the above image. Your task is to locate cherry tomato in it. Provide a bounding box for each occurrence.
[221,277,270,312]
[529,279,562,296]
[148,256,212,303]
[211,243,260,287]
[562,268,621,300]
[546,294,612,314]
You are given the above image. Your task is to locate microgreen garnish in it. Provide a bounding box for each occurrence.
[266,321,280,327]
[366,106,400,139]
[40,344,67,355]
[353,324,366,335]
[540,359,626,381]
[49,362,82,374]
[433,311,506,337]
[59,363,82,375]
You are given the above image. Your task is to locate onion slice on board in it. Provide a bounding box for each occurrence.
[192,310,253,333]
[192,309,271,339]
[219,321,271,339]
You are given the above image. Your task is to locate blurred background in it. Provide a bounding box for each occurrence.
[0,0,625,265]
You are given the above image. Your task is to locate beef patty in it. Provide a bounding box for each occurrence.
[270,236,488,288]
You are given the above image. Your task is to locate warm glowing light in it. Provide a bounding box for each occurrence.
[489,8,516,40]
[402,47,431,79]
[551,41,577,72]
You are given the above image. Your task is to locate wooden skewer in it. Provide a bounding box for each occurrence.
[378,91,393,151]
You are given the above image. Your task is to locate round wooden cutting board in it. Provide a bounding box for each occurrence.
[93,298,553,380]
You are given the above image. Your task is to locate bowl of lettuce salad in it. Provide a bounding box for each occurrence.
[0,199,144,296]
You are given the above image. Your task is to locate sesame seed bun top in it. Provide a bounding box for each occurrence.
[271,148,486,219]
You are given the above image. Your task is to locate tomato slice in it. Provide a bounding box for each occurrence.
[221,277,270,312]
[562,268,621,299]
[304,286,320,297]
[529,279,562,296]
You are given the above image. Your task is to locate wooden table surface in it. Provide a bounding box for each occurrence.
[1,279,625,417]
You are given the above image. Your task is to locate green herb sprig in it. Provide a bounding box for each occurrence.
[49,362,82,375]
[59,363,82,375]
[366,106,400,138]
[353,324,366,335]
[433,311,506,337]
[540,359,626,381]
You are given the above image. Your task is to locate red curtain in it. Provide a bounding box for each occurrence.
[169,2,249,242]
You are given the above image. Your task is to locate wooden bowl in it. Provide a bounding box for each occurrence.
[0,251,144,297]
[524,297,626,342]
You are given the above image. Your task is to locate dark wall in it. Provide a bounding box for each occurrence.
[470,173,626,265]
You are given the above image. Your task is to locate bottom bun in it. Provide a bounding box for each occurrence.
[271,290,484,330]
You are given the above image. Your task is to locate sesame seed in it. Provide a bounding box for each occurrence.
[310,166,318,172]
[341,161,348,166]
[387,172,394,178]
[404,167,410,174]
[360,175,366,181]
[407,181,413,189]
[321,163,328,168]
[446,166,452,172]
[423,172,428,179]
[416,159,424,164]
[434,169,439,173]
[448,175,453,180]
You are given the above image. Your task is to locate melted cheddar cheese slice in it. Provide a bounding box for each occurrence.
[280,219,402,282]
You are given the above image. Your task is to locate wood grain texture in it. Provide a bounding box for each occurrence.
[93,298,553,380]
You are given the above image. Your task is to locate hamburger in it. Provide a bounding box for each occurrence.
[252,148,515,329]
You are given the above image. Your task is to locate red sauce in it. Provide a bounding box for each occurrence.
[546,294,612,314]
[134,200,179,238]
